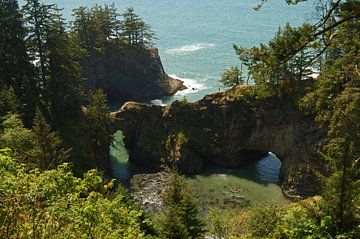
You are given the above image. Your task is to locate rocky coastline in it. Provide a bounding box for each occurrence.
[112,86,326,199]
[82,47,186,102]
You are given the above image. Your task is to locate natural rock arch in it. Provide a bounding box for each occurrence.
[111,90,325,198]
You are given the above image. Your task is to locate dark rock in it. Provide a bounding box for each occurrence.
[82,48,186,102]
[113,86,326,199]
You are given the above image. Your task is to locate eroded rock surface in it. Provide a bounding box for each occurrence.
[82,48,185,101]
[113,86,326,198]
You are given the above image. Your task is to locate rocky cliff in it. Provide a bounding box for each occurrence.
[112,86,326,198]
[82,47,185,101]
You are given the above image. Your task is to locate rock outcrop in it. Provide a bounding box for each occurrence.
[82,47,186,101]
[112,86,326,198]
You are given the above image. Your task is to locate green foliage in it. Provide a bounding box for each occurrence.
[85,89,113,167]
[0,0,36,123]
[0,87,19,116]
[0,113,33,162]
[30,109,71,170]
[239,202,285,238]
[71,5,155,51]
[45,19,84,123]
[232,22,319,97]
[159,172,206,239]
[319,87,360,232]
[272,202,334,239]
[71,4,121,51]
[298,1,360,234]
[0,150,155,239]
[219,66,244,87]
[120,7,155,48]
[206,208,235,239]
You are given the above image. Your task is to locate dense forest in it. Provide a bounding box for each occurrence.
[0,0,359,238]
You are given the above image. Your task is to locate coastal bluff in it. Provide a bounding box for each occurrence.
[111,86,326,198]
[82,47,185,101]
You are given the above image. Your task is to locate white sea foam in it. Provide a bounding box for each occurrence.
[169,74,207,96]
[150,99,166,106]
[167,43,215,54]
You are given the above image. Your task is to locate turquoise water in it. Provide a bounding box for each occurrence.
[111,131,288,210]
[20,0,316,104]
[21,0,315,206]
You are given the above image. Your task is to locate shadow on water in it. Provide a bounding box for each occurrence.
[190,152,282,185]
[110,131,157,187]
[185,153,287,210]
[110,130,288,210]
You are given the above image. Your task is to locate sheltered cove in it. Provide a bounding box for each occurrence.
[111,86,326,199]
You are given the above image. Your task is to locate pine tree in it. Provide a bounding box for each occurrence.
[72,4,121,50]
[22,0,61,89]
[30,109,71,170]
[219,66,244,87]
[85,90,113,168]
[0,0,37,123]
[120,7,155,48]
[23,0,84,124]
[71,6,91,49]
[45,19,84,123]
[321,87,360,233]
[160,172,206,239]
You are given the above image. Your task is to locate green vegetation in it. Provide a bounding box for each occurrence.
[0,1,159,236]
[219,66,245,87]
[217,0,360,237]
[71,5,155,51]
[120,7,156,48]
[0,150,156,239]
[85,90,113,168]
[1,0,360,238]
[206,198,342,239]
[158,172,206,239]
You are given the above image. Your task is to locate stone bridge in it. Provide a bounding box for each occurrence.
[111,89,325,198]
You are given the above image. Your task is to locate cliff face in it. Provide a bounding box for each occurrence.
[82,48,185,101]
[112,86,326,198]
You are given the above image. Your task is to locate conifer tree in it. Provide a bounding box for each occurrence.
[219,66,244,87]
[23,0,84,124]
[85,90,113,168]
[45,19,84,123]
[72,4,121,50]
[160,172,206,239]
[321,88,360,233]
[120,7,155,48]
[0,0,37,123]
[30,109,70,170]
[71,6,92,49]
[22,0,61,89]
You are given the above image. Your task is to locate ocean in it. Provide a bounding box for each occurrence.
[19,0,316,104]
[19,0,316,208]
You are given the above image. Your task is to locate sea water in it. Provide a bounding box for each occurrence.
[20,0,316,104]
[20,0,316,207]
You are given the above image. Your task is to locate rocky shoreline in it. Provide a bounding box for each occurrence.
[82,47,186,102]
[113,85,326,199]
[130,172,169,212]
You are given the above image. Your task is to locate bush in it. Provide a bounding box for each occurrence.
[0,149,156,239]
